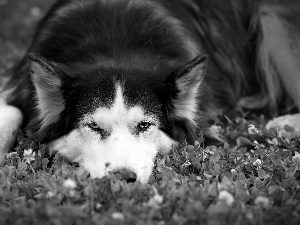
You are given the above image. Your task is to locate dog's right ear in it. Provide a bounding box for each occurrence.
[165,54,208,126]
[28,53,65,129]
[28,53,61,87]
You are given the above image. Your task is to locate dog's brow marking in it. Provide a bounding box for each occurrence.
[93,85,144,127]
[114,84,127,117]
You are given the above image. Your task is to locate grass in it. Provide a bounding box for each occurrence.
[0,115,300,225]
[0,1,300,224]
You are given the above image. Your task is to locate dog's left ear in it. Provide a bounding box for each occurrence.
[28,53,65,129]
[166,54,208,125]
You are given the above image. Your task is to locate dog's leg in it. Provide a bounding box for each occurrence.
[0,100,23,165]
[266,114,300,132]
[258,4,300,131]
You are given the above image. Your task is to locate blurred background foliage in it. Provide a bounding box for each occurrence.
[0,0,54,76]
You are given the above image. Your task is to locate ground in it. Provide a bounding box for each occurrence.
[0,1,300,225]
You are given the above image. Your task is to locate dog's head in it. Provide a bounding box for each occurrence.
[28,54,207,183]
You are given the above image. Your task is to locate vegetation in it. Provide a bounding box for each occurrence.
[1,115,300,225]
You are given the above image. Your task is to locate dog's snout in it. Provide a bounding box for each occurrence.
[113,168,137,182]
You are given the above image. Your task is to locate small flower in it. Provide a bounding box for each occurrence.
[95,203,102,209]
[253,159,262,166]
[246,212,254,221]
[153,194,163,204]
[254,143,265,149]
[254,196,270,207]
[111,212,124,220]
[182,161,191,167]
[205,149,214,154]
[245,153,251,160]
[146,187,164,209]
[210,125,222,133]
[24,148,33,156]
[230,169,237,177]
[68,189,76,197]
[204,172,213,179]
[46,191,55,198]
[23,148,36,163]
[63,178,77,189]
[248,124,260,134]
[218,190,234,206]
[5,152,17,158]
[207,125,226,142]
[147,194,164,208]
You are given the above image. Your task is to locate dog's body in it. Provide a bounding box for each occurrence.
[1,0,300,183]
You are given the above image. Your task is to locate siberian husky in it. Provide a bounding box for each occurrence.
[1,0,300,183]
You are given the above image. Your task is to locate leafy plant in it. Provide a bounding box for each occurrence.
[1,115,300,225]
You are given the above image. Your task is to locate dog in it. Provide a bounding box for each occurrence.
[0,0,300,183]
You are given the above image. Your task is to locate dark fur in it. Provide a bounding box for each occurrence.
[4,0,300,143]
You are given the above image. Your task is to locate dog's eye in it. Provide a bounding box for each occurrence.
[85,122,110,138]
[86,122,103,132]
[137,121,153,133]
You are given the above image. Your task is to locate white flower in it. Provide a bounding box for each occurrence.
[146,193,164,209]
[153,194,163,204]
[254,143,265,149]
[204,149,214,155]
[63,178,77,189]
[246,212,254,221]
[95,203,102,209]
[218,190,234,206]
[230,169,237,176]
[5,152,17,158]
[254,196,270,207]
[23,148,36,163]
[253,159,262,166]
[68,189,76,197]
[111,212,124,220]
[24,148,33,156]
[207,125,226,142]
[245,153,251,160]
[46,191,55,198]
[248,124,260,134]
[210,125,222,133]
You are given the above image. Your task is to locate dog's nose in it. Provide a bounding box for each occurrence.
[113,168,137,182]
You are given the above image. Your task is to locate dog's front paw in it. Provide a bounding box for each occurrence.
[266,114,300,132]
[0,105,23,165]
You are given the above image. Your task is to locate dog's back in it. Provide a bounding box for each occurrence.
[7,0,300,123]
[163,0,300,115]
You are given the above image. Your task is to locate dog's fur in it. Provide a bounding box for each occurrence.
[1,0,300,183]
